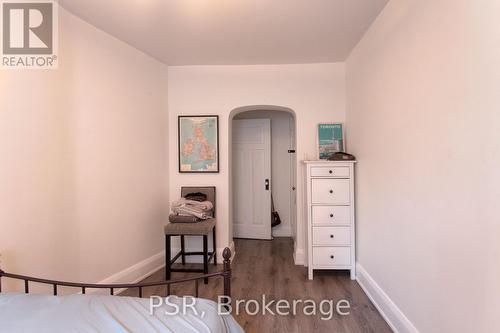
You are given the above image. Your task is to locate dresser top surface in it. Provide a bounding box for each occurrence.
[302,160,357,164]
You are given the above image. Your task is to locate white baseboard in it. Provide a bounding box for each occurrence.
[293,247,305,265]
[356,263,419,333]
[94,241,236,295]
[97,251,165,295]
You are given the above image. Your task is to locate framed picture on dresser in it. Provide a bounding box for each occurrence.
[178,115,219,173]
[317,123,345,160]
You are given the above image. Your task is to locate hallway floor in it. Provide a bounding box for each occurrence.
[123,238,391,333]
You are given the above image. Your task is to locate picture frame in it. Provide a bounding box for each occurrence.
[317,123,345,160]
[178,115,219,173]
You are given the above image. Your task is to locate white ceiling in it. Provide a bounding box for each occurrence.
[60,0,388,66]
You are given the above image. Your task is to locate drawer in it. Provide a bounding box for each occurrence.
[312,206,351,225]
[312,227,351,245]
[311,166,350,178]
[312,247,351,266]
[311,179,350,204]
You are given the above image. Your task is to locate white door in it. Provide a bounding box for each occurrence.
[233,119,272,240]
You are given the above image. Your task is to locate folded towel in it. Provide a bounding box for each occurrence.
[172,206,213,220]
[171,198,214,212]
[169,214,200,223]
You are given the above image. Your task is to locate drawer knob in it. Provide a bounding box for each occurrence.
[329,170,333,174]
[329,190,333,194]
[330,255,335,259]
[330,214,334,218]
[330,235,334,238]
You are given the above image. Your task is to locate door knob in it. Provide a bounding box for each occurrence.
[265,179,270,191]
[329,190,333,194]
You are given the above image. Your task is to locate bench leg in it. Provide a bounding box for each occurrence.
[180,235,186,265]
[203,234,208,284]
[165,235,171,280]
[213,227,217,265]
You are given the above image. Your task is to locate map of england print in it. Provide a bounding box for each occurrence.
[178,115,219,173]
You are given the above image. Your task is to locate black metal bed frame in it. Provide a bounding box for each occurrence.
[0,248,232,302]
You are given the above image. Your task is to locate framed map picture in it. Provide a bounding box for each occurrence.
[178,115,219,173]
[318,123,345,160]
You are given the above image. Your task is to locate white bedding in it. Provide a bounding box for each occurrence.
[0,293,244,333]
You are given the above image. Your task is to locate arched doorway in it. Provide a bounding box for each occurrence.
[228,106,297,247]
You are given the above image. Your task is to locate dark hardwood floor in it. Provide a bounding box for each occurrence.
[121,238,391,333]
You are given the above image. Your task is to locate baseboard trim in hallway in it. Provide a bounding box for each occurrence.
[356,263,419,333]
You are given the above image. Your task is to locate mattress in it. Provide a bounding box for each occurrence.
[0,293,244,333]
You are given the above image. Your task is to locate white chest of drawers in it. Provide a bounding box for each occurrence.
[303,161,356,280]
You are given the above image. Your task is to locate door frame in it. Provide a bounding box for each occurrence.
[228,106,297,245]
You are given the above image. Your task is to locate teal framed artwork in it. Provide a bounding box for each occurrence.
[178,115,219,173]
[318,123,345,159]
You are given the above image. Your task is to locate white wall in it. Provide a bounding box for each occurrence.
[0,8,169,288]
[233,110,295,237]
[347,0,500,332]
[167,64,345,262]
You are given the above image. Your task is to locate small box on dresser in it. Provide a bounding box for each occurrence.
[303,161,356,280]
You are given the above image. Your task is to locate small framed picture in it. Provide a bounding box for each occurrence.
[178,115,219,173]
[317,123,345,160]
